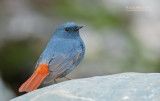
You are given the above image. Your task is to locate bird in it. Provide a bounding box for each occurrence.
[19,22,85,92]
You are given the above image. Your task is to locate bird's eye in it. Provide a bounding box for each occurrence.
[65,28,70,32]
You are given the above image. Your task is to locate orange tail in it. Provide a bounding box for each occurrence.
[19,63,49,92]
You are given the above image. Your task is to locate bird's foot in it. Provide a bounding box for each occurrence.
[54,79,57,84]
[64,76,72,80]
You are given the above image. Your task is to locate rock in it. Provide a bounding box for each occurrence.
[11,73,160,101]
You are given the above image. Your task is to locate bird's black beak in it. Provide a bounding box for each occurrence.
[78,26,83,29]
[75,26,83,30]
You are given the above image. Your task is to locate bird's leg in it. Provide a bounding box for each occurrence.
[54,79,57,84]
[64,76,72,80]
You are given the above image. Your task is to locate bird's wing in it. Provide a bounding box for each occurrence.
[35,55,43,70]
[43,45,82,83]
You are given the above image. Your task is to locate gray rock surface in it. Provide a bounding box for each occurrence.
[11,73,160,101]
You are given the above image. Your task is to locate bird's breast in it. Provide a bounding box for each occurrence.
[41,38,82,62]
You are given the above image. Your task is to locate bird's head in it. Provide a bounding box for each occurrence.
[53,22,83,38]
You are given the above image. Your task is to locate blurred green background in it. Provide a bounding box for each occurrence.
[0,0,160,100]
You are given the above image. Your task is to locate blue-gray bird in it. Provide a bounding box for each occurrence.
[19,22,85,92]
